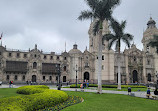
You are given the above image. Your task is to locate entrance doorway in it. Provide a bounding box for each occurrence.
[63,76,66,82]
[32,75,36,82]
[147,73,151,82]
[84,72,89,81]
[133,70,138,83]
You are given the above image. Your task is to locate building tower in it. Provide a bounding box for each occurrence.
[142,17,158,82]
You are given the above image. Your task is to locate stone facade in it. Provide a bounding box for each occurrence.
[0,17,158,84]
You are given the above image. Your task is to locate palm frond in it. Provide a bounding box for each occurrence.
[93,20,100,36]
[102,34,116,41]
[84,0,98,11]
[120,20,126,31]
[108,37,117,50]
[78,10,93,21]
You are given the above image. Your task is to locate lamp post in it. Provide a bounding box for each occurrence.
[75,64,78,89]
[56,64,61,90]
[156,71,158,87]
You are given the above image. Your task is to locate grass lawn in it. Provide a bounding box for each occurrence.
[0,88,20,98]
[0,88,158,111]
[63,91,158,111]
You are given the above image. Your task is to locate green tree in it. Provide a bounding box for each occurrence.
[103,19,133,89]
[148,35,158,53]
[78,0,120,93]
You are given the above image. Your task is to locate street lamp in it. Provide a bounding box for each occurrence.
[75,64,78,89]
[56,64,61,90]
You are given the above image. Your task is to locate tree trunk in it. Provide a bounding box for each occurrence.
[97,29,103,94]
[117,46,121,90]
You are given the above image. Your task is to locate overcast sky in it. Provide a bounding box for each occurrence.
[0,0,158,53]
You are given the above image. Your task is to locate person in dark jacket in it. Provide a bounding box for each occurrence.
[146,88,151,98]
[128,87,131,95]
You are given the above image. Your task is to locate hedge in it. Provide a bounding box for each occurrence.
[0,85,68,111]
[16,85,49,95]
[70,84,146,88]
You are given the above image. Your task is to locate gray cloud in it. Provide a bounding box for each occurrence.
[0,0,158,53]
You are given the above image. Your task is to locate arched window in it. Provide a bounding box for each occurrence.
[33,62,37,69]
[63,76,66,82]
[147,73,151,82]
[64,66,66,71]
[22,75,25,81]
[6,75,9,80]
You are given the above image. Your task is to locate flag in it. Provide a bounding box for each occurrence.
[0,32,3,40]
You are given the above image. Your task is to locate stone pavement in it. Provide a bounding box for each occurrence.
[51,87,155,99]
[0,84,155,99]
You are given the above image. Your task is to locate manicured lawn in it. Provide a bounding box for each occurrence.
[0,88,158,111]
[63,91,158,111]
[0,88,20,98]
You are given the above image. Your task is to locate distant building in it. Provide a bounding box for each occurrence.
[0,17,158,84]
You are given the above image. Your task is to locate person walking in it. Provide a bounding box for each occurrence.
[128,87,131,95]
[146,88,151,99]
[9,81,11,88]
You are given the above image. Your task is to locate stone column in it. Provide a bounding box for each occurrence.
[125,54,129,83]
[143,55,147,83]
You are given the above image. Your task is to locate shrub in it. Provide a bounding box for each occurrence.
[0,85,68,111]
[16,85,49,95]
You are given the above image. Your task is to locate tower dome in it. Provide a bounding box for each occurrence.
[147,17,156,29]
[68,44,82,54]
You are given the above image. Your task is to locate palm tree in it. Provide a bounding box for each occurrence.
[103,19,133,89]
[148,35,158,53]
[78,0,120,93]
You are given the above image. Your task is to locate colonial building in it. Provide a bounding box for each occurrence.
[0,17,158,84]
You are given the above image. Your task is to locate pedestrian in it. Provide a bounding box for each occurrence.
[9,81,11,88]
[26,80,28,85]
[83,81,86,88]
[87,81,89,88]
[128,87,131,95]
[80,83,84,92]
[11,81,13,88]
[146,88,151,99]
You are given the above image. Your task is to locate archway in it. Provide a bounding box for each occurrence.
[63,76,66,82]
[133,70,138,83]
[84,72,89,81]
[32,75,36,82]
[147,73,151,82]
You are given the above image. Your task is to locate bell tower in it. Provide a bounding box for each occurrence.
[142,17,158,54]
[89,20,110,53]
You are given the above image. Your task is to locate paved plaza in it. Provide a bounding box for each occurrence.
[0,84,155,99]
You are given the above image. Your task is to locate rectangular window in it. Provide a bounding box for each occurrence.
[102,55,104,60]
[9,53,12,57]
[44,55,47,59]
[50,56,53,60]
[15,75,18,81]
[17,53,20,57]
[43,76,45,80]
[6,75,9,80]
[24,54,27,58]
[22,75,25,81]
[49,76,52,80]
[102,65,104,70]
[57,56,59,60]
